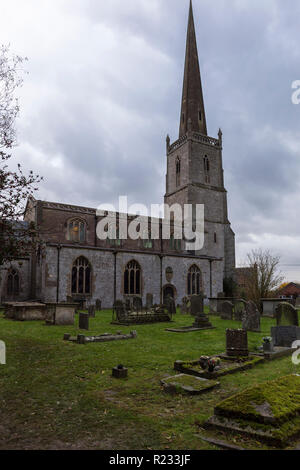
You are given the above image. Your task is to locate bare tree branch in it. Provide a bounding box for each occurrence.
[0,45,42,266]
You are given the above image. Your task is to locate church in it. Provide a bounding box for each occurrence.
[0,2,235,308]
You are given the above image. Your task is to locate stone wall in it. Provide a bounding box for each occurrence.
[0,259,31,303]
[224,224,236,279]
[41,245,224,309]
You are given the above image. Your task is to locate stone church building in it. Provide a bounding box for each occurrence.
[0,2,235,308]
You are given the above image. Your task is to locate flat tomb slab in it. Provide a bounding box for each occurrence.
[112,313,171,325]
[161,374,219,395]
[166,326,216,333]
[174,356,264,379]
[205,375,300,447]
[254,346,296,361]
[64,331,137,344]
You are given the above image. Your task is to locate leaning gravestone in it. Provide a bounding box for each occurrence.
[79,312,89,330]
[275,302,299,327]
[95,299,102,311]
[220,301,234,320]
[88,305,96,318]
[226,329,249,357]
[242,301,261,332]
[146,293,153,310]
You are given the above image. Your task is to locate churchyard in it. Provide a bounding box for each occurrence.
[0,306,299,450]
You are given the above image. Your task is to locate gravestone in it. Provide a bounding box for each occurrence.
[132,296,143,312]
[191,295,213,329]
[220,301,234,320]
[242,301,261,332]
[190,295,204,316]
[275,303,299,327]
[124,298,131,312]
[226,329,249,357]
[95,299,102,311]
[146,293,153,310]
[166,295,176,315]
[79,312,89,330]
[114,300,127,322]
[180,297,189,315]
[271,326,300,348]
[234,300,247,321]
[88,305,96,318]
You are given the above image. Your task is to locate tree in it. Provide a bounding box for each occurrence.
[243,249,284,311]
[0,45,42,266]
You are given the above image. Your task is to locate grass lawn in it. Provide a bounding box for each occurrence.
[0,309,299,450]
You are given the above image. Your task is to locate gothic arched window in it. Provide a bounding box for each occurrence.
[124,260,141,295]
[7,269,20,296]
[71,257,91,295]
[68,219,86,243]
[187,265,202,296]
[204,156,210,184]
[176,157,181,187]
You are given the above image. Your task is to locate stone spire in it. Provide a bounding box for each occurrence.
[179,0,207,137]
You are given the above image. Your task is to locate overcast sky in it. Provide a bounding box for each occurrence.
[1,0,300,281]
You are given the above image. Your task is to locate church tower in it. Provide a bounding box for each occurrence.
[165,0,235,280]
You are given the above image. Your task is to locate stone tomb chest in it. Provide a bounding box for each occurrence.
[46,303,77,326]
[4,302,46,321]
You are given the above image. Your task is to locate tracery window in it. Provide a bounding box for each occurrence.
[124,260,141,295]
[68,219,86,243]
[204,156,210,184]
[7,270,20,296]
[71,257,91,295]
[187,265,202,296]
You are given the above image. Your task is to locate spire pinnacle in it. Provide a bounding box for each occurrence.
[179,0,207,137]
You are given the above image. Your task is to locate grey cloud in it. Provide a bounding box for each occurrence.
[2,0,300,280]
